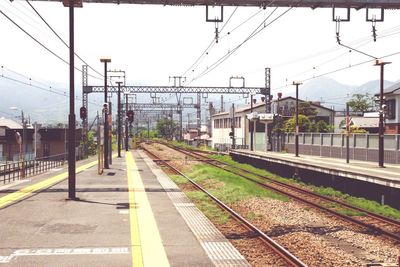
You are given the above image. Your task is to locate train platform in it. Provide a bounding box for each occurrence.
[0,150,249,266]
[232,149,400,188]
[231,149,400,208]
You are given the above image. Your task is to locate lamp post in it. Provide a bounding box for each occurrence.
[374,59,391,168]
[100,58,111,168]
[116,81,123,158]
[293,81,302,157]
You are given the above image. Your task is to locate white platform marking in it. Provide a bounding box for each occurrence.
[0,247,129,263]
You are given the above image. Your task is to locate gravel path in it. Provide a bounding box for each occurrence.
[233,197,399,266]
[145,143,400,266]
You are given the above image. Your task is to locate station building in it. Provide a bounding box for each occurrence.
[0,118,82,162]
[211,97,335,150]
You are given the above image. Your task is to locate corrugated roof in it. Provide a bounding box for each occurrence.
[350,117,379,128]
[383,81,400,95]
[212,96,334,117]
[0,118,22,129]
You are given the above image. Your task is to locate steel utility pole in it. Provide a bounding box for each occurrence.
[125,93,129,151]
[264,68,271,152]
[293,81,302,157]
[277,92,282,152]
[117,81,122,157]
[100,58,111,169]
[67,0,76,199]
[346,103,350,164]
[108,101,112,165]
[231,103,235,149]
[196,93,201,141]
[375,59,391,168]
[250,95,254,151]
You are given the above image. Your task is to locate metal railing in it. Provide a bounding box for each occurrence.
[0,153,67,184]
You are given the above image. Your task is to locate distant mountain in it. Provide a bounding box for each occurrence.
[1,75,397,125]
[278,77,395,111]
[356,80,395,95]
[299,77,357,103]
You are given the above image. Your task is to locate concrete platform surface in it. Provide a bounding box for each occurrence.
[233,150,400,189]
[0,151,249,266]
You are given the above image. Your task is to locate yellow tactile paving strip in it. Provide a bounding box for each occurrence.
[0,160,98,209]
[126,152,170,267]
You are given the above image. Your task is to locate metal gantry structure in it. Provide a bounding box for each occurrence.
[27,0,399,198]
[81,65,264,143]
[28,0,400,9]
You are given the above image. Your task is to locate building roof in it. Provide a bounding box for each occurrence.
[343,117,379,129]
[212,96,334,118]
[381,81,400,95]
[0,117,22,129]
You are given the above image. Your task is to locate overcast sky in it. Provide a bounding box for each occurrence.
[1,1,400,112]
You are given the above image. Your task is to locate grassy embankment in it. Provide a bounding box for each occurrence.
[208,154,400,220]
[170,164,289,224]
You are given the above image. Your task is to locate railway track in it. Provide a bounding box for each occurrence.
[141,145,308,267]
[154,141,400,243]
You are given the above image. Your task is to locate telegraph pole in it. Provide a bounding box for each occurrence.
[109,101,112,165]
[346,102,350,164]
[264,68,271,152]
[196,93,201,142]
[67,0,76,199]
[293,81,302,157]
[117,81,122,157]
[100,58,111,169]
[231,103,235,149]
[125,93,129,151]
[250,95,254,151]
[375,60,391,167]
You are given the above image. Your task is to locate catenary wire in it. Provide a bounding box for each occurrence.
[0,8,102,81]
[25,0,104,79]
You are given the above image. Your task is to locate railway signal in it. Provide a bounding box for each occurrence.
[127,110,134,123]
[79,106,87,119]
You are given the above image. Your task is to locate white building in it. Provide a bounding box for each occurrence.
[211,97,335,150]
[381,82,400,134]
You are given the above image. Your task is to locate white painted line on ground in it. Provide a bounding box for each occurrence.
[0,247,129,263]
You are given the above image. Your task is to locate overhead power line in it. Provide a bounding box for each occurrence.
[181,7,239,78]
[190,7,291,84]
[273,50,400,91]
[0,68,102,108]
[25,0,104,79]
[0,8,102,81]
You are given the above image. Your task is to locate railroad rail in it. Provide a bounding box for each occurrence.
[141,145,308,267]
[155,141,400,243]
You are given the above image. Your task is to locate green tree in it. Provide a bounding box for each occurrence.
[156,118,178,140]
[298,101,318,116]
[83,131,97,155]
[347,93,374,112]
[284,115,312,133]
[315,120,328,133]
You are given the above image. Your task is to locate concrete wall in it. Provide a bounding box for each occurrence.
[284,133,400,164]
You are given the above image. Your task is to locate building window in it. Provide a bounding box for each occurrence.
[387,99,396,120]
[235,117,241,128]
